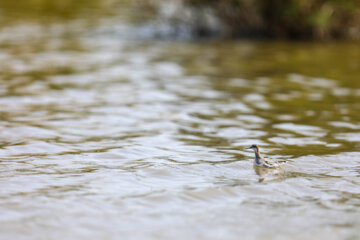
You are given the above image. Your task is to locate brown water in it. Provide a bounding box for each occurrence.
[0,2,360,240]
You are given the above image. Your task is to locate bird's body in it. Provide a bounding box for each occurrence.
[246,144,286,168]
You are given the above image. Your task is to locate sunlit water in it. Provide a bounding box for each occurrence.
[0,4,360,240]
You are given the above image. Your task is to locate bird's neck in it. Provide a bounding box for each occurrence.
[254,150,262,165]
[254,150,261,159]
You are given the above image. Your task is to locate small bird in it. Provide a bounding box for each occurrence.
[246,144,286,168]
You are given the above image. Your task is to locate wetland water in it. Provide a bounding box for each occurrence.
[0,2,360,240]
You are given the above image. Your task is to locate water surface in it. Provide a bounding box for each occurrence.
[0,2,360,240]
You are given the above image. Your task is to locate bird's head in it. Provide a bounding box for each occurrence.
[246,144,259,152]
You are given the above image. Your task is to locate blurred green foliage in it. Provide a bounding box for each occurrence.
[0,0,359,39]
[0,0,99,20]
[185,0,360,39]
[0,0,131,24]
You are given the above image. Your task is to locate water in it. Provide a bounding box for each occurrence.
[0,2,360,240]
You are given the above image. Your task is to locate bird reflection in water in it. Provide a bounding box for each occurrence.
[253,166,282,182]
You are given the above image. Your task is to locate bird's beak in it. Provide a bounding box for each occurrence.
[245,147,252,149]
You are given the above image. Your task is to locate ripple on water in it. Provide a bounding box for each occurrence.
[273,123,327,137]
[268,136,327,146]
[289,74,338,88]
[329,121,360,130]
[334,133,360,142]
